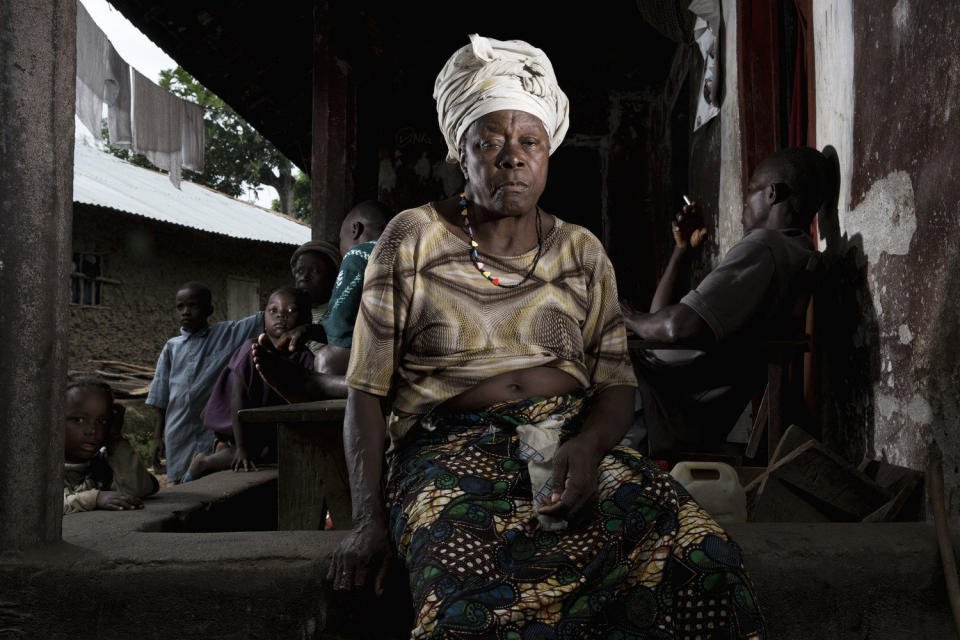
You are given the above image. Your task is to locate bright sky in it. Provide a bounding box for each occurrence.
[79,0,280,208]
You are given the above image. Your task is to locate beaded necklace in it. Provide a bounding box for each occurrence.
[459,192,543,288]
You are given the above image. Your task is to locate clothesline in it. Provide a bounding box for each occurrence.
[75,0,203,188]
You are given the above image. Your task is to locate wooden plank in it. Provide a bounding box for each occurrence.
[745,387,768,459]
[750,475,831,522]
[736,465,767,488]
[90,359,156,374]
[859,458,924,490]
[310,0,353,241]
[858,459,924,521]
[239,399,347,424]
[769,424,815,466]
[760,440,890,520]
[863,475,921,522]
[766,358,784,461]
[277,420,352,531]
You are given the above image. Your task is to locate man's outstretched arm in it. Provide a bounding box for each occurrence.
[622,302,712,346]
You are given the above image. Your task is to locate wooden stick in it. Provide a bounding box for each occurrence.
[928,440,960,638]
[90,359,156,373]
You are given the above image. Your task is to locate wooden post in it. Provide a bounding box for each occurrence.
[737,0,781,189]
[0,0,76,549]
[310,0,355,243]
[238,400,353,531]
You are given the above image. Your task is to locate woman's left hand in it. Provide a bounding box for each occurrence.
[538,432,604,520]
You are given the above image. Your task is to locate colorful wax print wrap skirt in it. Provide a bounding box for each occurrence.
[386,393,765,640]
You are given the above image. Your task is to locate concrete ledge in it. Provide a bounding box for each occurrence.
[2,469,411,639]
[63,467,281,537]
[1,471,956,639]
[726,522,956,638]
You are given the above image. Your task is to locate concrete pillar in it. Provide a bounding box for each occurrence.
[0,0,76,549]
[310,0,355,243]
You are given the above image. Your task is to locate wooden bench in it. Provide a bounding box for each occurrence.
[238,399,351,531]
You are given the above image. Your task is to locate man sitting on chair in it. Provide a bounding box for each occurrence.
[622,147,829,460]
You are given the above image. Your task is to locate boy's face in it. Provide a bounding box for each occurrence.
[64,387,110,462]
[292,253,335,304]
[265,291,300,341]
[175,288,213,333]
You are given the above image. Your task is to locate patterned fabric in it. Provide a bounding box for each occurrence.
[346,203,637,443]
[322,240,376,348]
[307,302,330,356]
[387,395,765,639]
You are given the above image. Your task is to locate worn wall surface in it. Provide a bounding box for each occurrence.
[814,0,960,509]
[69,206,300,371]
[0,0,75,549]
[716,0,744,258]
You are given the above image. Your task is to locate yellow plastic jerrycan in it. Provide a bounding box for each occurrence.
[669,461,747,523]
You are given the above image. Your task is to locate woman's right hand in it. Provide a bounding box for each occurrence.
[672,202,707,250]
[327,520,391,595]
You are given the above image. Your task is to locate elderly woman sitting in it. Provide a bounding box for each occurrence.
[328,34,765,639]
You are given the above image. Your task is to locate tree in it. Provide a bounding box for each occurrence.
[104,67,296,214]
[272,171,311,222]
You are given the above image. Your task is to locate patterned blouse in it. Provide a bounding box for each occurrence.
[346,203,636,442]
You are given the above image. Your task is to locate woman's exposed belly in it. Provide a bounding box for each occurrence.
[441,366,581,411]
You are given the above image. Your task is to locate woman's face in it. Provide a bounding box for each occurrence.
[459,110,549,217]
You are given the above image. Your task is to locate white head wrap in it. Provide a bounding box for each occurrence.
[433,34,570,162]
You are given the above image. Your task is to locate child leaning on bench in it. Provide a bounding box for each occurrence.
[63,374,159,514]
[183,286,315,482]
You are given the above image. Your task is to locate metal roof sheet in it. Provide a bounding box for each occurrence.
[73,139,311,245]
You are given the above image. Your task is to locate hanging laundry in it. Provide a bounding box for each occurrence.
[132,69,183,188]
[104,45,132,149]
[75,0,109,138]
[689,0,723,131]
[181,100,205,173]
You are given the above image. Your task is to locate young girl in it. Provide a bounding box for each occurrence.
[183,287,314,481]
[63,375,159,514]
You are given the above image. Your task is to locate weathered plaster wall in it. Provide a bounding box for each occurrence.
[69,206,301,371]
[717,0,744,258]
[814,0,960,509]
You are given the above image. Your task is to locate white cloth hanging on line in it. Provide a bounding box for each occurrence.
[104,45,132,149]
[131,69,183,188]
[76,0,204,188]
[75,0,109,139]
[689,0,723,131]
[181,100,205,173]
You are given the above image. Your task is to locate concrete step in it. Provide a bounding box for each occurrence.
[2,471,955,638]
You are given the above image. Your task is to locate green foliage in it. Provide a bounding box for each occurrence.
[272,171,312,221]
[117,400,158,470]
[102,67,296,213]
[101,120,155,170]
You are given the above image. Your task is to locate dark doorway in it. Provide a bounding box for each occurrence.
[539,146,603,241]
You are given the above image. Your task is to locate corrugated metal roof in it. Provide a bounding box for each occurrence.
[73,139,311,245]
